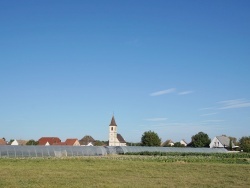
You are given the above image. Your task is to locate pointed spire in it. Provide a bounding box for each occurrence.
[109,115,117,126]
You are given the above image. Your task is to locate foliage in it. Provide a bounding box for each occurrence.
[94,140,106,146]
[9,139,14,144]
[190,132,211,147]
[239,136,250,152]
[126,142,141,146]
[229,138,233,151]
[26,140,38,145]
[174,142,185,147]
[228,136,238,145]
[141,130,161,146]
[124,151,250,159]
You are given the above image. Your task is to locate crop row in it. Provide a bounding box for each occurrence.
[123,151,250,158]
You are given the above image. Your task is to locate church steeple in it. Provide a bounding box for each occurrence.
[109,116,117,126]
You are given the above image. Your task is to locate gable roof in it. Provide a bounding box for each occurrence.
[117,134,126,143]
[38,137,61,145]
[109,116,117,126]
[161,139,174,146]
[15,140,28,145]
[216,136,235,147]
[0,139,7,145]
[79,135,95,145]
[180,139,187,144]
[65,139,79,145]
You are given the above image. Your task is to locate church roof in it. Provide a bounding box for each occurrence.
[109,116,117,126]
[117,134,126,143]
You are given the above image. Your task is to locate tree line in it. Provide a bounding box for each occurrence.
[139,130,250,152]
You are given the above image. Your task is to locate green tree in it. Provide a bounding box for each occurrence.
[174,142,185,147]
[190,132,211,148]
[26,139,38,145]
[9,139,14,144]
[141,130,161,146]
[239,136,250,152]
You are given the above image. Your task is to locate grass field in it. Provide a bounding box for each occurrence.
[0,156,249,188]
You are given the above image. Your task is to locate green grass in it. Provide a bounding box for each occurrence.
[0,156,249,188]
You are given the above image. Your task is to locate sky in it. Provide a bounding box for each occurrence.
[0,1,250,143]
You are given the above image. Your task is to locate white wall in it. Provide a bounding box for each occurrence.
[11,140,19,146]
[209,137,224,148]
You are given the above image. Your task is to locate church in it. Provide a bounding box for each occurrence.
[108,116,126,146]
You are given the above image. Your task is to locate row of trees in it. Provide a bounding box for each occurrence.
[140,130,250,152]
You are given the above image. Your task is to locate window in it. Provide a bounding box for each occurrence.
[111,127,113,131]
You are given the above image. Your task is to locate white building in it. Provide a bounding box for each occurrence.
[108,116,126,146]
[11,139,27,146]
[180,139,188,146]
[210,135,235,148]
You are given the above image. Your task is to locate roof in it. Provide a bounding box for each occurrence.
[16,140,28,145]
[216,136,235,147]
[109,116,117,126]
[180,139,187,144]
[79,135,95,145]
[38,137,61,145]
[65,139,78,146]
[53,142,66,145]
[0,139,7,145]
[161,139,174,146]
[117,134,126,143]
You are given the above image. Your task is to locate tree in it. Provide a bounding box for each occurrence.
[174,142,185,147]
[9,139,14,145]
[190,132,211,148]
[26,140,38,145]
[141,130,161,146]
[239,136,250,152]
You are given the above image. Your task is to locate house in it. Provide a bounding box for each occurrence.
[79,135,95,146]
[38,137,61,146]
[65,139,80,146]
[11,139,28,146]
[0,138,7,145]
[108,116,126,146]
[180,139,188,146]
[209,135,235,148]
[161,139,174,147]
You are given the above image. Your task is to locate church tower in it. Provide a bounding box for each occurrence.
[109,116,117,146]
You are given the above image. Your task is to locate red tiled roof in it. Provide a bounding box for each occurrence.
[38,137,61,145]
[53,142,66,145]
[65,139,78,146]
[0,139,7,145]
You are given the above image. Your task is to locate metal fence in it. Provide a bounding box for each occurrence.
[0,145,228,158]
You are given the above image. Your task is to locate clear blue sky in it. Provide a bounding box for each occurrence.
[1,1,250,143]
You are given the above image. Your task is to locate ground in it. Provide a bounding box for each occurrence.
[0,156,249,187]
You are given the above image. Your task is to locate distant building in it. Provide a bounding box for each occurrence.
[38,137,61,146]
[11,139,28,146]
[108,116,126,146]
[53,138,80,146]
[65,138,80,146]
[180,139,188,147]
[79,135,95,146]
[161,139,174,147]
[0,138,7,145]
[210,135,236,149]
